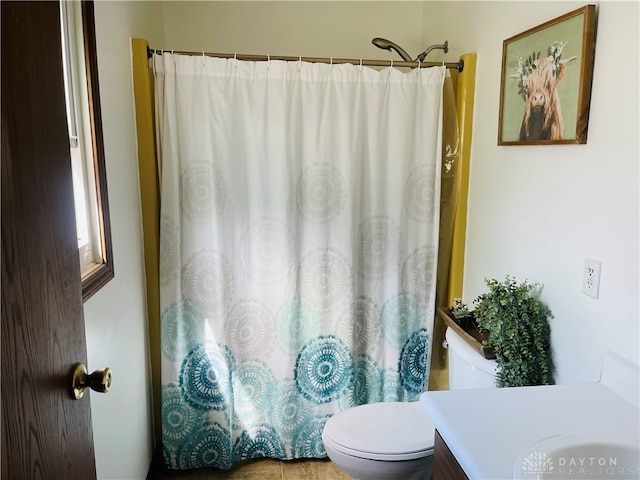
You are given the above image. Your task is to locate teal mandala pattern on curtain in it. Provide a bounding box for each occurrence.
[177,422,233,470]
[231,359,276,429]
[292,414,332,457]
[179,342,235,411]
[275,297,321,355]
[162,384,200,450]
[270,379,315,437]
[294,336,354,404]
[353,354,384,405]
[399,328,430,399]
[160,330,431,469]
[154,53,444,469]
[161,301,205,362]
[233,425,287,461]
[381,293,427,349]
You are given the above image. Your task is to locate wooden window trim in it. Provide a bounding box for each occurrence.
[80,0,114,301]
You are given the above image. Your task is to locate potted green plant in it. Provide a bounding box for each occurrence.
[450,297,474,329]
[473,276,554,388]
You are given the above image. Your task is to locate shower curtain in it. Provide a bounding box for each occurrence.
[153,52,445,470]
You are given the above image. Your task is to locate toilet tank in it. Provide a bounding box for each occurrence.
[446,327,497,389]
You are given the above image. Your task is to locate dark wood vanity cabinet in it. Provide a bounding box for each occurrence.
[434,429,469,480]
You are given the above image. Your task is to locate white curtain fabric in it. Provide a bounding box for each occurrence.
[153,52,445,470]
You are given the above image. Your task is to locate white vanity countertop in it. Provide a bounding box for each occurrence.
[420,382,640,480]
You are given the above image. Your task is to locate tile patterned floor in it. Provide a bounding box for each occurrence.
[153,458,350,480]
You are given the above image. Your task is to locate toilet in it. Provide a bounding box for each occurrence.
[322,327,497,480]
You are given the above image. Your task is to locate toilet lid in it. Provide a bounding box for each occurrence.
[322,402,435,461]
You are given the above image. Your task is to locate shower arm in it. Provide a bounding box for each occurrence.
[415,41,449,63]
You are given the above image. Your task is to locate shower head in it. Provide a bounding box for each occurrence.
[371,37,412,62]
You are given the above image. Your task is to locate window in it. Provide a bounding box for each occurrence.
[60,0,113,301]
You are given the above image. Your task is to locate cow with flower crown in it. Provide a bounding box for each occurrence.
[512,41,577,141]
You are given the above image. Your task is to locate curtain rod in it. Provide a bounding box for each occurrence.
[147,47,464,72]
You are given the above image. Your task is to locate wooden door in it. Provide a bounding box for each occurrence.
[1,2,97,478]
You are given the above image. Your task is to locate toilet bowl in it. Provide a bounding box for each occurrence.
[322,327,497,480]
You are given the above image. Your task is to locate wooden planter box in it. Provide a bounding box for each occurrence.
[437,307,495,360]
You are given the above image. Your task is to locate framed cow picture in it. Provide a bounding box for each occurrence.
[498,5,596,145]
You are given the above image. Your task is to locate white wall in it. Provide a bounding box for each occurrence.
[160,1,425,59]
[84,2,164,479]
[423,1,639,383]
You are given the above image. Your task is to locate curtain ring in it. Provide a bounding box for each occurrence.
[390,59,394,68]
[298,56,302,72]
[359,58,363,72]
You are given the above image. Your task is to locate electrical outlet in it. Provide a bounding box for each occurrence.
[582,258,601,299]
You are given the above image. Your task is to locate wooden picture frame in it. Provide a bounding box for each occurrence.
[498,5,596,145]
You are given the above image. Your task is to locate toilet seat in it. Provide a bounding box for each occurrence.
[322,402,435,461]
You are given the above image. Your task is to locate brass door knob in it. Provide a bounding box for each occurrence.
[70,363,112,400]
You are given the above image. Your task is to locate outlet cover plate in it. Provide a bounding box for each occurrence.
[582,258,601,299]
